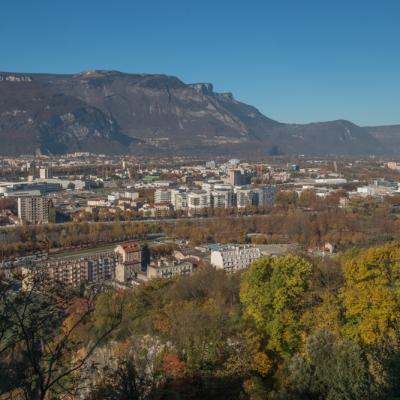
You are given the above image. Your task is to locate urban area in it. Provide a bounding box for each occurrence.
[2,152,400,399]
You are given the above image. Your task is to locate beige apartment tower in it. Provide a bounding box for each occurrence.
[17,196,50,224]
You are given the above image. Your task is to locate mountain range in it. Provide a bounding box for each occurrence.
[0,70,398,157]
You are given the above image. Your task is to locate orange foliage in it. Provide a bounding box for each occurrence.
[162,353,187,379]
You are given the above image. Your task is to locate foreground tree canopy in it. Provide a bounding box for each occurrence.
[3,242,400,399]
[240,255,313,358]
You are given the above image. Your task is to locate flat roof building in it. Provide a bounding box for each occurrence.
[211,245,261,273]
[18,196,50,224]
[147,258,194,280]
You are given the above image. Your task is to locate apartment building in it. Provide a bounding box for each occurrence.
[170,189,188,210]
[147,258,194,279]
[87,199,110,208]
[235,188,256,208]
[154,188,172,204]
[39,168,51,179]
[139,203,172,218]
[228,169,252,186]
[211,189,234,208]
[22,251,117,290]
[234,185,276,208]
[210,245,261,273]
[17,196,50,224]
[114,241,142,283]
[121,191,139,200]
[22,241,142,289]
[253,185,276,206]
[187,190,210,210]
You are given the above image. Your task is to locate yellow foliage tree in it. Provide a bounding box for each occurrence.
[240,255,313,358]
[341,242,400,345]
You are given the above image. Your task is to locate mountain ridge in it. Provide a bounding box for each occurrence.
[0,70,396,157]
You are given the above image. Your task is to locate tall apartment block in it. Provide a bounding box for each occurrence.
[18,196,50,224]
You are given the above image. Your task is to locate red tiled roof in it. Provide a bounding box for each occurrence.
[119,241,141,253]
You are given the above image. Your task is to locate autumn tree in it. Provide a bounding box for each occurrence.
[240,255,313,359]
[341,242,400,345]
[0,279,122,400]
[285,329,374,400]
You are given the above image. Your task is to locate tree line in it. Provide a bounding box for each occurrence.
[2,195,400,259]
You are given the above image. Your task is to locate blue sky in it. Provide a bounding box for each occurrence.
[1,0,399,126]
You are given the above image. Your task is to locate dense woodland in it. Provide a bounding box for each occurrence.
[2,242,400,399]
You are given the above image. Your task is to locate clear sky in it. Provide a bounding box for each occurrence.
[1,0,399,126]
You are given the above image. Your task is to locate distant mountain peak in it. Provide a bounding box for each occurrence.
[189,83,235,101]
[0,70,393,157]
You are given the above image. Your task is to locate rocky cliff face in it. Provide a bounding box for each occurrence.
[0,70,393,156]
[0,74,32,82]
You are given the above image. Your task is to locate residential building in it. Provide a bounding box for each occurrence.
[21,241,143,290]
[121,191,139,200]
[228,169,242,186]
[187,191,210,210]
[154,188,172,204]
[171,190,188,210]
[22,251,117,290]
[235,188,256,208]
[147,258,194,279]
[18,196,50,224]
[87,199,110,208]
[211,245,261,272]
[139,203,172,218]
[211,189,234,208]
[39,168,51,179]
[253,185,276,206]
[228,169,252,186]
[114,241,142,283]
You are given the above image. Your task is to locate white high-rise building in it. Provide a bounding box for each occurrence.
[154,189,171,204]
[235,188,256,208]
[211,189,234,208]
[171,189,188,210]
[187,191,210,210]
